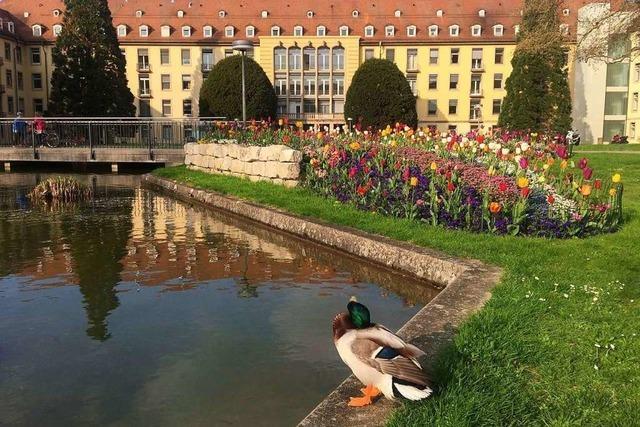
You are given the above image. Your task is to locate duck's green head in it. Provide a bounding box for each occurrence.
[347,298,371,329]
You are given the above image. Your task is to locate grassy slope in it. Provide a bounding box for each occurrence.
[153,149,639,426]
[575,144,640,152]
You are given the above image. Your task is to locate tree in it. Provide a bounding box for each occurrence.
[199,55,277,120]
[499,0,572,133]
[344,59,417,129]
[49,0,135,117]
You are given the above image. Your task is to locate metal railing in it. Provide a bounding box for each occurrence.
[0,117,225,160]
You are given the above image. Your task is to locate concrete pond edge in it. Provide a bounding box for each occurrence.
[142,174,503,427]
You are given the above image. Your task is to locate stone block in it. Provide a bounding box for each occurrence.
[184,143,195,155]
[259,145,282,161]
[213,157,224,171]
[275,162,301,180]
[279,148,303,163]
[249,161,266,176]
[195,144,208,155]
[263,161,279,178]
[227,144,241,159]
[184,154,193,165]
[206,156,217,169]
[205,144,217,156]
[230,159,245,174]
[221,157,233,171]
[246,146,262,161]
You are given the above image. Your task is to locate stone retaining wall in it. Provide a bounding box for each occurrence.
[184,142,302,187]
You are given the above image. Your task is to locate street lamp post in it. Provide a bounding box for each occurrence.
[232,39,254,129]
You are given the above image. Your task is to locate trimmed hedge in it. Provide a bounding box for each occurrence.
[344,59,417,129]
[199,55,277,120]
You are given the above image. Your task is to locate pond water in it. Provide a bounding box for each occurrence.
[0,172,439,427]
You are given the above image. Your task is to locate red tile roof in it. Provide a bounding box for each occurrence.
[0,0,586,44]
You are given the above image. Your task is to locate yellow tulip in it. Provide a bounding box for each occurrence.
[430,161,438,171]
[612,173,621,183]
[517,177,529,188]
[560,160,568,170]
[488,166,496,176]
[349,142,361,150]
[609,188,617,196]
[410,177,418,187]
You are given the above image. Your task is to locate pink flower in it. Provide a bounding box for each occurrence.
[582,167,593,180]
[519,157,529,169]
[578,158,588,170]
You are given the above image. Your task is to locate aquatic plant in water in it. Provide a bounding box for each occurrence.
[28,177,93,203]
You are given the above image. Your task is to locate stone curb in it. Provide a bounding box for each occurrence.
[141,174,503,427]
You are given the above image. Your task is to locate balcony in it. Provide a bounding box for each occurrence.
[137,62,152,72]
[471,61,484,72]
[201,63,214,73]
[281,113,344,122]
[470,89,484,97]
[138,89,152,98]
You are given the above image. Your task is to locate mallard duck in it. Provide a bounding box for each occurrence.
[332,298,432,407]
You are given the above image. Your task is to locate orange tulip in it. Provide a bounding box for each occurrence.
[489,202,501,214]
[580,184,592,197]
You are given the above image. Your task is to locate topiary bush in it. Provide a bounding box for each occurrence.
[344,59,417,129]
[199,55,277,120]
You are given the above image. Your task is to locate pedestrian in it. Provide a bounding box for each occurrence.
[12,112,27,146]
[34,112,46,146]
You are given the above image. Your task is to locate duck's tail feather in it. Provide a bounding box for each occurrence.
[392,380,433,401]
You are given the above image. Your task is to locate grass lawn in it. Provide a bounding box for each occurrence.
[153,147,639,426]
[575,144,640,152]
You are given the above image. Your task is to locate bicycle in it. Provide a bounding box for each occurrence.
[37,131,61,148]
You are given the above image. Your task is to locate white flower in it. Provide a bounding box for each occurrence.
[516,147,522,155]
[521,142,530,151]
[501,148,510,156]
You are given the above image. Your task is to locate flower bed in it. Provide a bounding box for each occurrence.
[201,122,623,237]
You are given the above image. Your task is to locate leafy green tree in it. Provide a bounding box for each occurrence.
[49,0,135,117]
[345,59,417,129]
[199,55,277,120]
[499,0,572,133]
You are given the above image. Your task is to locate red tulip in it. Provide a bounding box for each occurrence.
[519,157,529,169]
[594,179,602,190]
[578,158,588,170]
[520,187,531,198]
[547,195,555,204]
[447,181,456,192]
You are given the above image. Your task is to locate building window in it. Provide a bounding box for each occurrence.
[18,97,25,113]
[32,73,42,90]
[303,100,316,113]
[427,100,437,115]
[303,47,316,70]
[429,48,439,65]
[203,25,213,38]
[606,63,630,87]
[16,47,22,64]
[428,25,438,37]
[289,48,301,70]
[160,49,170,65]
[137,48,150,70]
[271,26,281,36]
[6,70,13,88]
[340,26,349,36]
[138,74,150,96]
[294,25,303,37]
[634,63,640,81]
[407,78,417,96]
[162,125,173,141]
[138,100,151,117]
[7,22,15,33]
[471,74,482,95]
[34,98,44,114]
[407,25,416,37]
[560,24,569,36]
[407,49,418,71]
[493,25,504,37]
[53,24,63,37]
[17,72,23,90]
[182,75,192,90]
[225,26,234,37]
[161,74,171,90]
[182,26,191,37]
[32,25,43,37]
[495,48,504,64]
[471,25,482,37]
[449,74,459,89]
[385,25,395,37]
[319,77,330,95]
[304,76,316,95]
[632,92,638,111]
[494,73,503,89]
[181,49,191,65]
[333,76,344,95]
[307,10,315,18]
[333,47,344,70]
[318,47,330,70]
[31,48,41,65]
[352,10,360,18]
[183,99,193,116]
[5,42,11,60]
[492,99,502,115]
[604,92,628,116]
[629,122,636,139]
[451,48,459,64]
[275,78,287,95]
[246,26,255,37]
[289,77,301,96]
[449,25,459,37]
[472,48,483,69]
[365,49,375,61]
[161,25,171,37]
[117,25,127,37]
[7,96,14,114]
[317,26,326,36]
[386,48,395,63]
[274,48,286,70]
[428,74,437,90]
[470,99,481,120]
[202,49,214,72]
[448,99,458,115]
[162,100,172,116]
[139,25,149,37]
[364,25,374,37]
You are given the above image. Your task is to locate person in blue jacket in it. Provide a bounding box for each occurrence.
[12,112,27,146]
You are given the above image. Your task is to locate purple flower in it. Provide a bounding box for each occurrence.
[582,167,593,180]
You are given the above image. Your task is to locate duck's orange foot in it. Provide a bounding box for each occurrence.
[348,395,373,407]
[360,385,381,398]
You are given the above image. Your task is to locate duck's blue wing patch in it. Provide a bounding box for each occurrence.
[375,346,400,360]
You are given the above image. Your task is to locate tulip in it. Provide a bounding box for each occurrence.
[560,160,568,170]
[349,141,361,150]
[348,167,358,178]
[517,176,529,188]
[498,182,508,192]
[520,187,531,198]
[519,157,529,169]
[489,202,501,214]
[594,179,602,190]
[612,173,621,183]
[402,168,411,181]
[447,181,456,192]
[582,167,593,180]
[410,177,418,187]
[416,199,425,206]
[578,158,588,170]
[430,161,438,171]
[609,188,617,196]
[547,195,555,204]
[580,184,592,196]
[556,146,568,159]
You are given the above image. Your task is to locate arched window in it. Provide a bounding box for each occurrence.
[303,47,316,70]
[177,10,185,18]
[53,24,63,37]
[317,25,326,36]
[294,25,303,36]
[339,25,349,36]
[407,25,416,37]
[385,25,395,37]
[318,47,330,70]
[246,26,255,37]
[274,47,287,70]
[224,25,234,37]
[271,25,281,36]
[182,26,191,37]
[428,25,438,37]
[288,47,301,70]
[364,25,374,37]
[471,24,482,37]
[117,24,127,37]
[449,25,459,37]
[139,25,149,37]
[203,25,213,38]
[332,47,344,71]
[478,9,486,17]
[161,25,171,37]
[493,24,504,37]
[32,24,43,37]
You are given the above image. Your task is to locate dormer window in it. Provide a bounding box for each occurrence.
[182,26,191,37]
[493,24,504,37]
[117,24,127,37]
[161,25,171,37]
[53,24,62,37]
[352,10,360,18]
[394,10,402,17]
[53,9,61,17]
[177,10,185,18]
[436,10,443,17]
[471,25,482,37]
[449,25,459,37]
[32,24,43,37]
[7,22,14,33]
[560,24,569,36]
[139,25,149,37]
[307,10,314,18]
[364,25,374,37]
[271,25,281,36]
[261,10,269,18]
[407,25,416,37]
[225,26,234,37]
[135,10,143,18]
[246,25,255,37]
[203,25,213,38]
[478,9,486,17]
[294,25,303,36]
[428,25,438,37]
[339,25,349,36]
[218,10,226,18]
[514,24,520,35]
[317,25,326,36]
[384,25,396,37]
